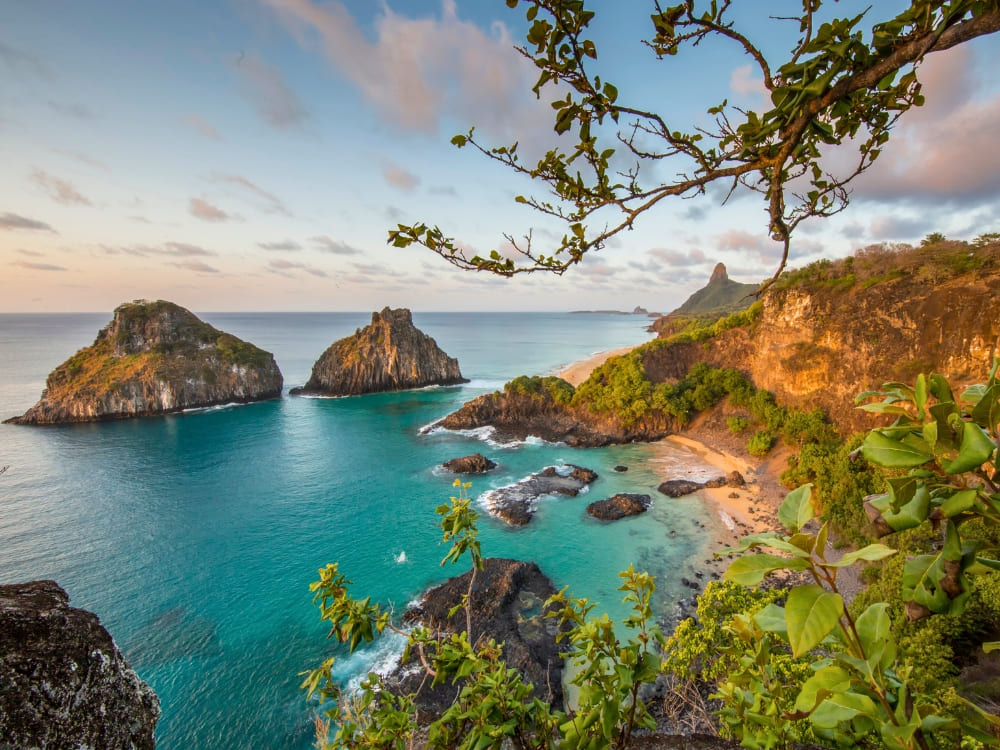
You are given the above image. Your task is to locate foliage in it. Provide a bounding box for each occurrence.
[728,416,751,434]
[505,374,576,405]
[747,430,776,458]
[658,302,764,347]
[302,479,666,749]
[388,2,1000,281]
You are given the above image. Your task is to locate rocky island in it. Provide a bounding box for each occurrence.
[290,307,467,396]
[5,299,283,425]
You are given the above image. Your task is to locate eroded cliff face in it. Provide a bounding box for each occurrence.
[0,580,160,749]
[292,307,467,396]
[644,269,1000,432]
[5,300,283,425]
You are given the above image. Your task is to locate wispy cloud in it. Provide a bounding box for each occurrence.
[51,148,109,171]
[730,64,766,99]
[170,260,219,273]
[234,54,309,129]
[12,260,67,271]
[266,258,327,277]
[0,42,50,77]
[258,240,302,251]
[311,235,361,254]
[31,168,92,206]
[184,114,221,139]
[210,172,291,216]
[189,197,232,222]
[0,212,54,231]
[16,249,44,257]
[381,160,420,191]
[103,242,216,257]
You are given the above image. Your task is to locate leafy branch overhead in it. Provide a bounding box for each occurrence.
[388,1,1000,281]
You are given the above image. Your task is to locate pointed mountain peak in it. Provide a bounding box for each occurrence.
[709,262,729,284]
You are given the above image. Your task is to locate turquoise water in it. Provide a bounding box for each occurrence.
[0,312,717,749]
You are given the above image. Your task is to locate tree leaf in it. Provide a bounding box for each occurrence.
[861,431,933,468]
[943,422,995,474]
[753,603,788,635]
[828,544,896,567]
[809,690,877,728]
[785,585,844,657]
[940,488,977,517]
[854,602,895,672]
[725,554,809,586]
[794,665,851,713]
[778,483,814,532]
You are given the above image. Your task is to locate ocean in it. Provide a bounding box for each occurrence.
[0,311,722,749]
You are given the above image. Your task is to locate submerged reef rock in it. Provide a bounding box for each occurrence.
[5,299,282,425]
[290,307,467,396]
[482,464,598,526]
[586,493,652,520]
[442,452,497,474]
[392,558,565,717]
[0,580,160,749]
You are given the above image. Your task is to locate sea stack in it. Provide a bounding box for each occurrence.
[5,300,283,425]
[291,307,467,396]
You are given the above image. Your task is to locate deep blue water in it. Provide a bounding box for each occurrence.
[0,311,720,749]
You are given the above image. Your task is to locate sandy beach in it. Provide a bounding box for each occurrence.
[557,345,639,386]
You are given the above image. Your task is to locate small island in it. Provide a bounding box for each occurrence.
[5,300,283,425]
[290,307,467,396]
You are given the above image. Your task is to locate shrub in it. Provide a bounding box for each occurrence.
[726,416,750,434]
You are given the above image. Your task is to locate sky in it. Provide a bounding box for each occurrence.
[2,0,999,312]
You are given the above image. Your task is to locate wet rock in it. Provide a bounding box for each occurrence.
[483,465,598,526]
[613,465,629,472]
[658,479,703,497]
[442,453,497,474]
[727,470,746,487]
[586,493,651,521]
[0,580,160,749]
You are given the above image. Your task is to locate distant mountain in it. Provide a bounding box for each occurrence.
[649,263,759,333]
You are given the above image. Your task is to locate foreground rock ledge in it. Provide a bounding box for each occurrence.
[5,299,283,425]
[0,580,160,749]
[291,307,468,396]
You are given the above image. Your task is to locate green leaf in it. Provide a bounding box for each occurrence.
[861,431,933,468]
[785,585,844,657]
[971,383,1000,431]
[794,665,851,713]
[929,373,954,402]
[914,373,928,413]
[854,602,895,671]
[943,422,995,474]
[778,483,814,532]
[828,544,896,567]
[810,691,878,728]
[940,488,977,517]
[753,603,788,635]
[984,641,1000,653]
[725,554,809,586]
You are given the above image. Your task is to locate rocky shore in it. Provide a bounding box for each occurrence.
[482,465,599,525]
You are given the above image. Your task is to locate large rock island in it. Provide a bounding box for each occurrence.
[5,299,283,425]
[291,307,467,396]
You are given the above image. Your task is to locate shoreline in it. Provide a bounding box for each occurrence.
[557,345,639,386]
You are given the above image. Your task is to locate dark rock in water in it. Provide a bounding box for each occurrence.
[291,307,467,396]
[658,479,704,497]
[0,580,160,749]
[442,452,497,474]
[393,558,565,717]
[613,465,629,472]
[586,493,651,520]
[484,464,598,526]
[5,299,282,425]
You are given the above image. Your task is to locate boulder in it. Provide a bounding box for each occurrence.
[657,479,705,497]
[0,580,160,749]
[586,493,651,520]
[613,465,629,472]
[291,307,467,396]
[483,465,598,526]
[393,559,565,716]
[442,453,497,474]
[5,299,282,424]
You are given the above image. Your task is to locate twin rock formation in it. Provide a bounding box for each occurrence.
[6,302,464,425]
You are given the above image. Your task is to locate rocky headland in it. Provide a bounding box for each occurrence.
[290,307,467,396]
[5,299,282,425]
[391,558,566,716]
[0,580,160,749]
[482,465,598,525]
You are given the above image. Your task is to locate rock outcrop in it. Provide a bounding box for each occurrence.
[0,580,160,749]
[5,299,282,425]
[586,493,651,520]
[657,472,744,497]
[482,465,599,526]
[391,558,565,716]
[442,453,497,474]
[649,263,760,334]
[290,307,467,396]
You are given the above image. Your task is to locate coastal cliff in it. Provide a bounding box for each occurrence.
[5,300,282,425]
[0,580,160,749]
[291,307,467,396]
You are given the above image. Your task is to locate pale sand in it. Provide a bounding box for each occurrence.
[557,345,639,386]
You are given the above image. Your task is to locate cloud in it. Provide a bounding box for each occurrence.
[16,249,44,257]
[381,161,420,191]
[647,247,708,267]
[189,198,232,222]
[170,260,219,273]
[163,242,216,257]
[31,168,92,206]
[312,235,362,254]
[266,258,327,277]
[730,64,766,98]
[869,215,932,240]
[263,0,538,134]
[210,172,291,215]
[258,240,302,251]
[103,242,216,257]
[0,212,54,231]
[12,260,67,271]
[234,55,309,129]
[184,114,221,139]
[0,42,50,77]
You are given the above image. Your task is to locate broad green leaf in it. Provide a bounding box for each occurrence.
[855,602,896,671]
[922,420,938,451]
[719,532,812,558]
[984,641,1000,653]
[914,373,928,413]
[975,556,1000,572]
[778,483,814,532]
[943,422,995,474]
[929,373,954,402]
[862,431,933,468]
[902,553,951,614]
[971,383,1000,434]
[786,585,844,657]
[828,544,896,567]
[753,603,788,635]
[794,665,851,712]
[867,487,930,532]
[886,475,919,513]
[940,488,977,517]
[725,554,809,586]
[809,691,877,728]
